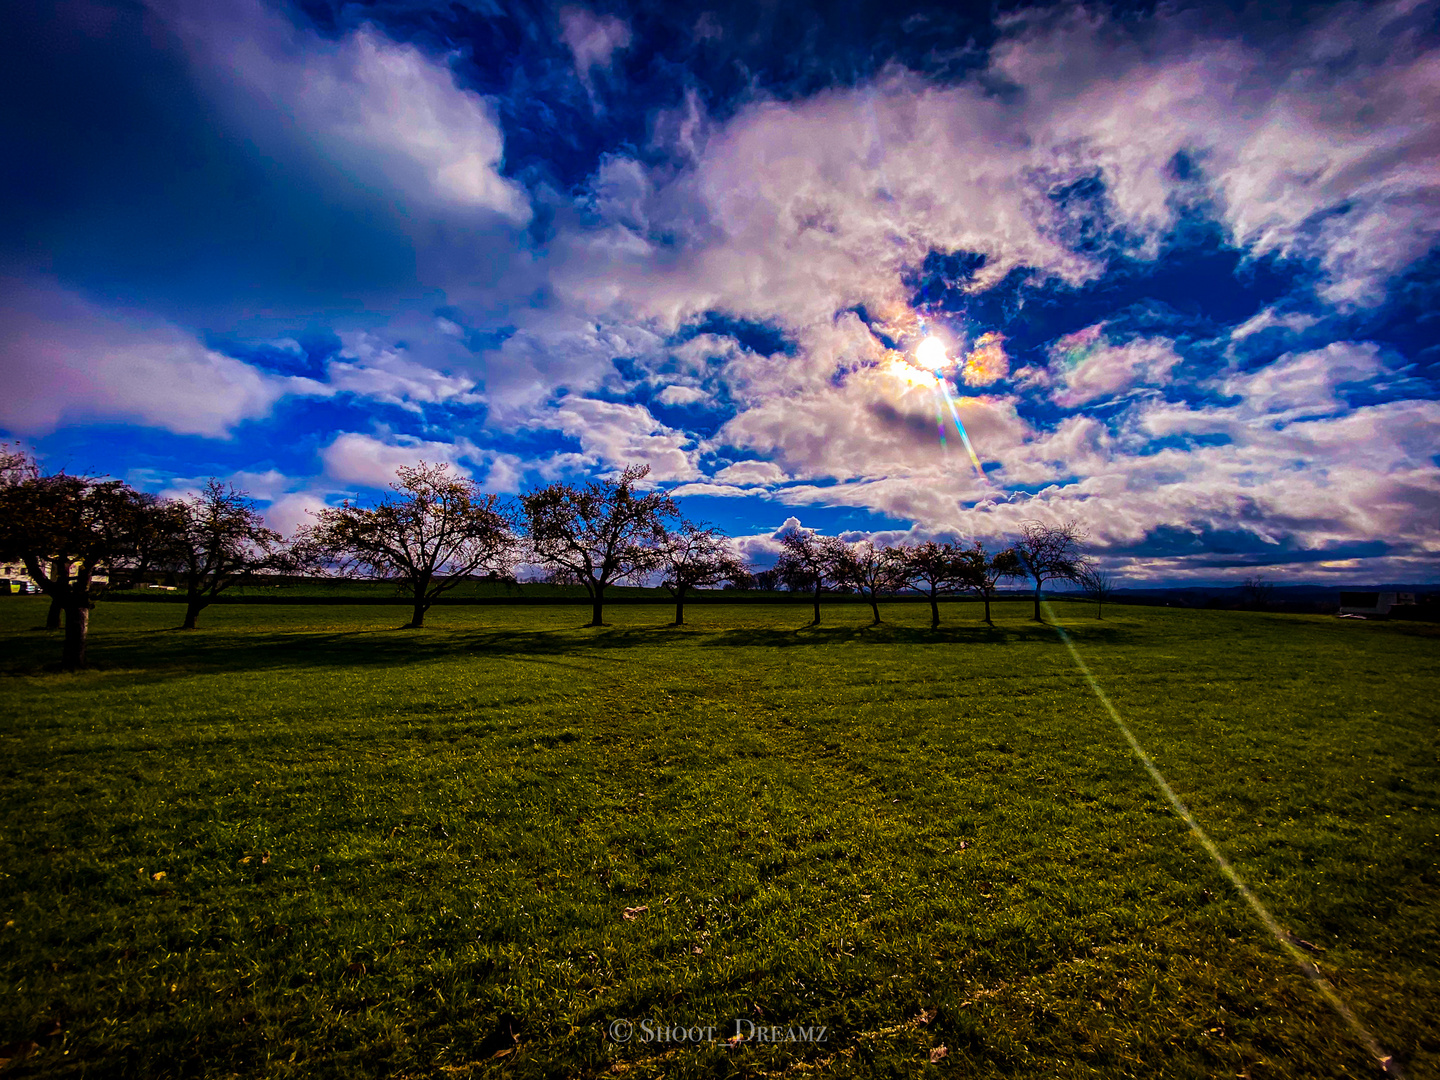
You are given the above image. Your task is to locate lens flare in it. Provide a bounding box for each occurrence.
[915,335,949,369]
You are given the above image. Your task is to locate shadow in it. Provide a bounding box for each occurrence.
[0,610,1138,686]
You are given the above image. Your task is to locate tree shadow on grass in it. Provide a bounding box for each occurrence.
[0,616,1136,685]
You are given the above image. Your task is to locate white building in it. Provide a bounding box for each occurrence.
[1339,591,1416,617]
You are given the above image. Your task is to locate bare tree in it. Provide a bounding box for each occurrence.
[522,464,678,627]
[1011,519,1088,621]
[159,481,290,630]
[1076,562,1115,619]
[660,521,745,625]
[1241,575,1274,610]
[310,462,516,629]
[838,540,909,625]
[774,529,849,626]
[959,541,1021,625]
[896,540,969,629]
[0,469,149,668]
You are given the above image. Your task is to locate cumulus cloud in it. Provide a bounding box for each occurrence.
[158,0,530,223]
[536,397,701,481]
[319,431,479,489]
[713,460,788,486]
[1044,331,1182,408]
[0,280,323,436]
[654,384,710,406]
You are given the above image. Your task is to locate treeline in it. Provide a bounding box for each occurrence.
[0,448,1105,669]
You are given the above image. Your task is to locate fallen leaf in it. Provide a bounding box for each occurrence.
[691,945,704,955]
[0,1040,39,1068]
[918,1008,937,1024]
[622,906,649,921]
[239,857,251,864]
[930,1045,948,1063]
[261,852,270,865]
[152,871,166,881]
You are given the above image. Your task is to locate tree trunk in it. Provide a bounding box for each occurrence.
[983,593,992,624]
[811,585,821,626]
[1098,596,1104,619]
[46,559,65,629]
[588,584,605,627]
[869,596,880,625]
[674,587,685,626]
[182,599,204,630]
[929,594,940,629]
[408,599,427,628]
[1032,580,1043,621]
[61,604,89,670]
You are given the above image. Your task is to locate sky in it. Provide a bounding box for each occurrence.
[2,0,1438,584]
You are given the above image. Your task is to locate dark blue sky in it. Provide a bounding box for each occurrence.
[2,0,1437,582]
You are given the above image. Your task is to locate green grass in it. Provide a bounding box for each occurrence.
[0,598,1435,1078]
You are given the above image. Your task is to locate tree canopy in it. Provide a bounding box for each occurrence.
[522,464,678,627]
[310,463,516,628]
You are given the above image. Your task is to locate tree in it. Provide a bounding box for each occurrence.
[159,481,289,630]
[660,521,744,625]
[1076,562,1115,619]
[750,567,781,592]
[1241,575,1274,610]
[522,464,678,627]
[896,540,970,629]
[310,463,516,629]
[1011,519,1087,621]
[838,540,909,625]
[773,529,848,626]
[959,541,1021,625]
[0,468,149,669]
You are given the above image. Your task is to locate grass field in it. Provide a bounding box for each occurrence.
[0,598,1436,1078]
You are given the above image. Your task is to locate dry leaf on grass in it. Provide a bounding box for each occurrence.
[622,906,649,921]
[930,1045,948,1062]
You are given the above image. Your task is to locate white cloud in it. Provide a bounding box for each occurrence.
[327,333,485,411]
[536,397,701,481]
[159,0,530,223]
[654,384,709,406]
[1049,334,1182,408]
[559,6,633,97]
[319,431,478,489]
[713,460,788,486]
[0,279,323,437]
[1219,342,1387,417]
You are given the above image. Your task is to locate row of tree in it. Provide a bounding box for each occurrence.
[0,448,1105,669]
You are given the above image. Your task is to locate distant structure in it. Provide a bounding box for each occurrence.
[0,561,35,594]
[1339,591,1416,617]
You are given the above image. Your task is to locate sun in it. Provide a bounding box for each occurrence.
[914,335,949,369]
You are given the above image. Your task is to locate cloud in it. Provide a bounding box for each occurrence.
[536,397,701,481]
[713,460,788,486]
[319,432,479,489]
[1046,332,1182,408]
[1219,342,1387,417]
[559,6,633,98]
[0,279,323,436]
[158,0,531,223]
[654,384,709,406]
[327,333,485,411]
